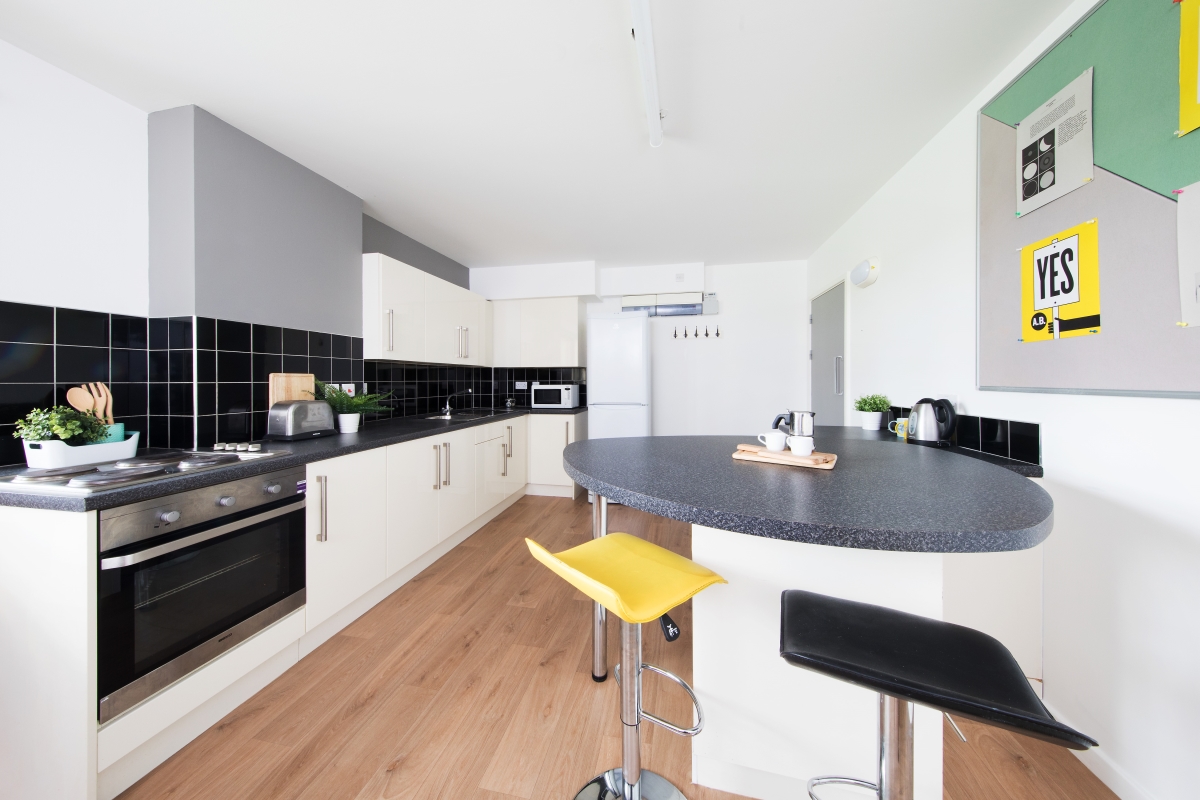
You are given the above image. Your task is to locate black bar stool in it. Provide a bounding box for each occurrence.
[780,589,1097,800]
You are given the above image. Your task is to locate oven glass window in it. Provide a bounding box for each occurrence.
[534,388,562,405]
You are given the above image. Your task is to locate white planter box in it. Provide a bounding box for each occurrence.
[23,433,140,469]
[860,411,884,430]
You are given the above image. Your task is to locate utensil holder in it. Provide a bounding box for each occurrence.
[23,432,140,469]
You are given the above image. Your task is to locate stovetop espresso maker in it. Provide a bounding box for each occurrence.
[772,410,816,437]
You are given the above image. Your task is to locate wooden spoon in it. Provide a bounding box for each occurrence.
[87,383,107,422]
[66,386,94,416]
[97,382,114,424]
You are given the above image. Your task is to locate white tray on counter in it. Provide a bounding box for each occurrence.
[23,433,140,469]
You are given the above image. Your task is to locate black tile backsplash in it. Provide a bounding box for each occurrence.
[196,317,217,350]
[886,407,1040,466]
[252,325,282,354]
[56,345,109,384]
[168,317,193,350]
[0,301,54,345]
[111,315,147,349]
[1009,421,1041,465]
[957,415,981,450]
[980,417,1009,458]
[0,343,53,383]
[283,328,308,355]
[56,308,109,348]
[309,331,332,358]
[218,320,252,353]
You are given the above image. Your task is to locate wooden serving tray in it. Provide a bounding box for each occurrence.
[732,443,837,470]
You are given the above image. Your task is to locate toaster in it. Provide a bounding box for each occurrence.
[265,400,336,440]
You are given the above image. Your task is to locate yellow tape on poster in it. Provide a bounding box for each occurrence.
[1182,0,1200,136]
[1020,219,1101,343]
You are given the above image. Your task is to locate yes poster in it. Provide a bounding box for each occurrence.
[1181,0,1200,137]
[1020,219,1101,342]
[1015,69,1094,216]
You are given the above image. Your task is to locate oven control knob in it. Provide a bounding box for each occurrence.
[158,510,181,524]
[264,483,282,495]
[218,496,237,507]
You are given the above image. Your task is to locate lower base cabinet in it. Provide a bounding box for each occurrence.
[476,435,507,517]
[305,448,387,631]
[385,437,441,577]
[528,412,586,495]
[501,415,528,497]
[437,427,476,540]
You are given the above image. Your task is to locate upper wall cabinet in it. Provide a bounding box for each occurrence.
[363,253,491,365]
[492,297,587,368]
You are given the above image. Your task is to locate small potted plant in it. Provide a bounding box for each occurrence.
[309,380,392,434]
[854,394,890,430]
[14,406,140,468]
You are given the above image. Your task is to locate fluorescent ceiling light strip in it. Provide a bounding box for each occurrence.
[630,0,663,147]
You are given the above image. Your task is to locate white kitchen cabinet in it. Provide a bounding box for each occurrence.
[435,427,477,539]
[492,297,587,367]
[385,437,441,577]
[363,253,426,361]
[527,411,587,497]
[305,448,388,631]
[426,278,490,365]
[501,414,528,497]
[475,434,508,517]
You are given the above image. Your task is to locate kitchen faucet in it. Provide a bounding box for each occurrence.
[441,388,472,415]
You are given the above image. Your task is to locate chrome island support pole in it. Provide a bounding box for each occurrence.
[592,494,608,681]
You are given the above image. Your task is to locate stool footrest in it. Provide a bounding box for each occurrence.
[807,775,878,800]
[614,662,706,737]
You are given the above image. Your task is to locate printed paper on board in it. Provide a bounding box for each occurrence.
[1015,69,1095,216]
[1020,219,1101,342]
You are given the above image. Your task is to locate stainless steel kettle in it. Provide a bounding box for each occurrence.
[773,410,815,437]
[907,398,957,445]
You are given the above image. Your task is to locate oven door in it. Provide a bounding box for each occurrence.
[97,496,305,722]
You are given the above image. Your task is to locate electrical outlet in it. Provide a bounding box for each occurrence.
[340,383,356,396]
[675,273,684,282]
[515,381,528,390]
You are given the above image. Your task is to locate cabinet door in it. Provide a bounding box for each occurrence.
[502,415,528,497]
[385,437,441,577]
[306,449,387,631]
[520,297,582,367]
[475,436,507,517]
[381,258,426,362]
[425,278,477,363]
[528,414,576,487]
[436,427,477,540]
[491,300,522,367]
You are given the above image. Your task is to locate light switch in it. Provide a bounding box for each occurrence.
[516,381,528,389]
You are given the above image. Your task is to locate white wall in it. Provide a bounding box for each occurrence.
[805,2,1200,798]
[650,261,807,436]
[469,261,596,299]
[599,262,705,296]
[0,38,148,317]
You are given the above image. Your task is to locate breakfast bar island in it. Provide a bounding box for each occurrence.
[563,428,1054,800]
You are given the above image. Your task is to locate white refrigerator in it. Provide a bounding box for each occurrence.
[586,314,651,439]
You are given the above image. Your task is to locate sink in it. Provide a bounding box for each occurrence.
[425,411,496,420]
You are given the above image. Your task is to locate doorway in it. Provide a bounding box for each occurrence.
[810,283,844,426]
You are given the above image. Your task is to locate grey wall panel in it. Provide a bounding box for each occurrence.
[362,213,469,289]
[192,108,363,336]
[148,106,196,318]
[979,114,1200,395]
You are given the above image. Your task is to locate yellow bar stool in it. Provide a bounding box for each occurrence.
[527,532,726,800]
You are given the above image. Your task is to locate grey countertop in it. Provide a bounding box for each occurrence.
[563,428,1053,554]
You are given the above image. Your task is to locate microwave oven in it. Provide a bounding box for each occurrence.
[531,383,580,409]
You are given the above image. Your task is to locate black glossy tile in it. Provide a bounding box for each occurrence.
[364,361,377,381]
[56,308,108,348]
[196,317,217,350]
[352,359,364,381]
[169,416,194,450]
[110,383,147,417]
[1009,421,1040,465]
[197,383,216,416]
[310,357,331,382]
[0,301,54,344]
[957,415,981,450]
[331,334,351,359]
[56,345,109,384]
[149,350,169,382]
[252,325,282,354]
[149,416,169,449]
[309,332,331,358]
[0,384,54,426]
[169,383,194,416]
[252,353,282,383]
[217,383,252,415]
[252,411,267,441]
[0,342,53,383]
[352,337,363,360]
[282,354,308,374]
[980,417,1009,459]
[332,358,352,382]
[218,351,251,383]
[111,348,148,383]
[149,384,169,416]
[217,413,251,442]
[197,415,216,448]
[110,315,147,349]
[218,320,252,352]
[252,383,270,412]
[0,426,25,466]
[168,350,192,383]
[197,349,216,382]
[149,318,169,350]
[114,415,147,443]
[168,317,193,349]
[283,328,308,355]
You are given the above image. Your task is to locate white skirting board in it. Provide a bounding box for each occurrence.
[525,482,578,498]
[96,487,526,798]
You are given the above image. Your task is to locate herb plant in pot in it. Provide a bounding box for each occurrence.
[309,381,392,434]
[854,394,890,431]
[14,406,140,468]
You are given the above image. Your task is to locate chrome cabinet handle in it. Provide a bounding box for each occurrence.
[433,445,441,490]
[456,326,463,358]
[565,420,570,447]
[506,425,513,458]
[834,356,843,396]
[464,327,469,358]
[442,442,450,486]
[501,439,508,477]
[316,475,328,541]
[387,309,394,351]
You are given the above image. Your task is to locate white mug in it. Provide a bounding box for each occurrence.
[757,430,788,452]
[787,435,815,456]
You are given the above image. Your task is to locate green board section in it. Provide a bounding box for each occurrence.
[983,0,1200,199]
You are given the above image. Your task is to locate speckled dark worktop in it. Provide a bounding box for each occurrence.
[563,428,1053,553]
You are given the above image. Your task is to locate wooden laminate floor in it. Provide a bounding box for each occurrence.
[119,496,1114,800]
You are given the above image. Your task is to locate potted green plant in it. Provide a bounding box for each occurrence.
[854,394,890,430]
[308,380,392,433]
[13,406,140,468]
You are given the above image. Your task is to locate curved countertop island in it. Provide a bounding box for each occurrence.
[563,427,1052,553]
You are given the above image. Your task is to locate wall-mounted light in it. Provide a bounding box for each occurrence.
[850,258,880,288]
[630,0,663,147]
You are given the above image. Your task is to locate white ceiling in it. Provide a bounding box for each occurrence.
[0,1,1071,268]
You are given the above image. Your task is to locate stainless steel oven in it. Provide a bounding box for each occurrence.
[97,467,306,723]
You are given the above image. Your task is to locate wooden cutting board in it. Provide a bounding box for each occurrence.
[268,373,315,408]
[732,443,837,470]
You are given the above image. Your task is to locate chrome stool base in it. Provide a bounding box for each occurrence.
[807,775,879,799]
[573,769,687,800]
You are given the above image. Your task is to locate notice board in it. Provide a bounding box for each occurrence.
[978,0,1200,397]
